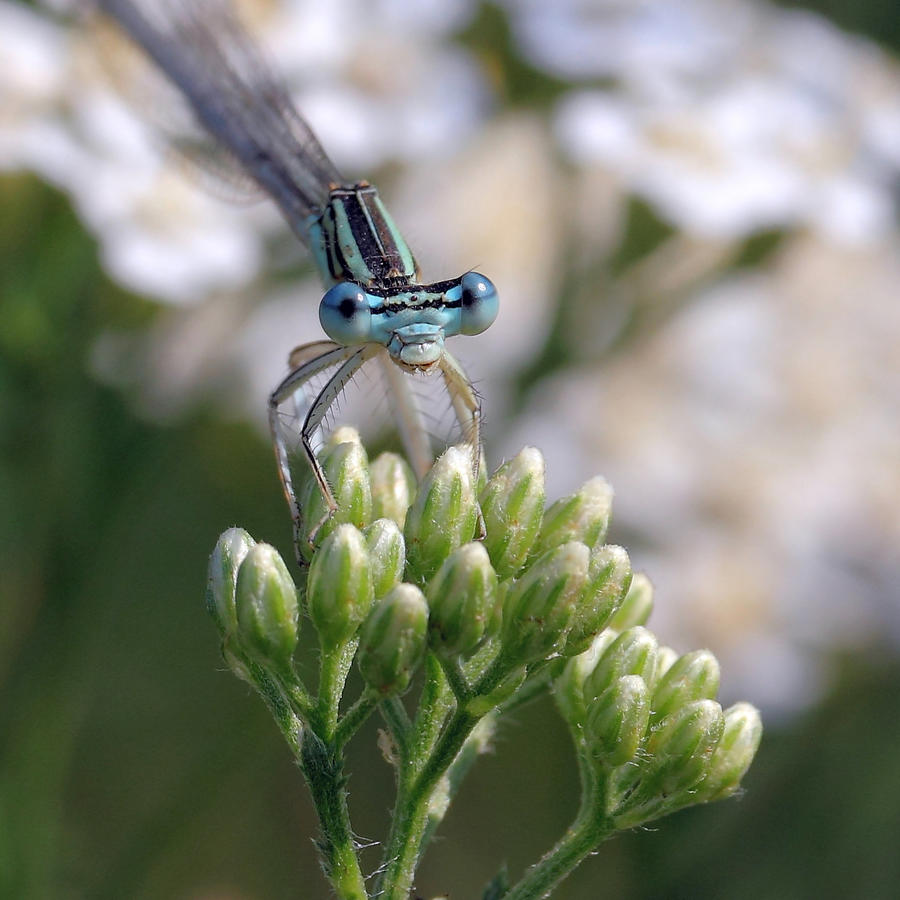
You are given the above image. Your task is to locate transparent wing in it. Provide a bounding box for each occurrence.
[98,0,343,236]
[270,343,481,556]
[273,347,478,485]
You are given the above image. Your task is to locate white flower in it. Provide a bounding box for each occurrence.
[507,0,900,242]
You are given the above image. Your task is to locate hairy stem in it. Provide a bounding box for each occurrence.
[300,731,368,900]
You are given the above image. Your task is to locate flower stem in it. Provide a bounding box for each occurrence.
[378,707,481,900]
[300,731,368,900]
[502,818,609,900]
[502,766,612,900]
[380,696,412,758]
[318,639,358,739]
[335,689,379,750]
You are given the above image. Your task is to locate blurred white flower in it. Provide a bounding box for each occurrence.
[509,0,900,243]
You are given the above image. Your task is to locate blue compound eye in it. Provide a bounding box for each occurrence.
[319,282,372,345]
[459,271,499,336]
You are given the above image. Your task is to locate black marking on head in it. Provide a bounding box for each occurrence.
[371,295,463,316]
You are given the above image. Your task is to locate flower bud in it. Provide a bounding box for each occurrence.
[554,631,617,727]
[426,542,499,657]
[645,699,725,797]
[697,702,762,801]
[370,452,416,527]
[533,476,613,557]
[650,645,679,690]
[563,545,632,656]
[365,518,406,597]
[586,675,650,767]
[584,626,658,702]
[650,649,720,724]
[307,524,374,649]
[234,543,299,674]
[501,541,589,665]
[404,445,478,582]
[206,527,256,637]
[357,583,428,696]
[479,447,546,578]
[608,572,653,630]
[299,434,372,556]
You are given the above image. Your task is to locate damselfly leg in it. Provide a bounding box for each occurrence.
[270,342,483,561]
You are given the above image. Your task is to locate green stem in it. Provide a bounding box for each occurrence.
[502,817,611,900]
[379,708,481,900]
[300,731,368,900]
[380,696,412,759]
[334,689,379,750]
[239,657,365,898]
[377,655,453,897]
[409,653,455,771]
[318,639,358,739]
[420,715,496,851]
[439,655,472,701]
[502,759,612,900]
[276,674,315,721]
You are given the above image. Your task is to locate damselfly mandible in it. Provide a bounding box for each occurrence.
[98,0,498,553]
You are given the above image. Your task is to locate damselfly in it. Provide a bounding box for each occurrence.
[98,0,498,551]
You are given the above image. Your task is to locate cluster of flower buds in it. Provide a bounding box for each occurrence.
[206,526,299,681]
[556,578,762,827]
[206,434,641,699]
[207,434,760,817]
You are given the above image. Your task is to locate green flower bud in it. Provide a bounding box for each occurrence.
[404,445,478,582]
[501,541,589,665]
[479,447,546,578]
[554,631,617,727]
[364,518,406,597]
[370,451,416,526]
[650,645,679,689]
[608,572,654,630]
[584,626,658,701]
[563,545,633,656]
[645,699,725,797]
[234,544,299,674]
[697,702,763,801]
[307,524,374,649]
[299,434,372,557]
[358,583,428,696]
[326,424,363,450]
[533,476,613,557]
[651,649,720,724]
[206,527,256,637]
[586,674,651,767]
[426,542,499,657]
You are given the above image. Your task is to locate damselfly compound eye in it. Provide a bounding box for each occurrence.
[459,272,499,335]
[319,282,372,344]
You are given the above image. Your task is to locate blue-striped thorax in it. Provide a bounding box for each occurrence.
[307,183,498,370]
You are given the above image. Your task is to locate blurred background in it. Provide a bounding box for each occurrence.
[2,0,899,896]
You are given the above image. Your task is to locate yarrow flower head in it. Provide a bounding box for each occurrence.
[206,439,761,899]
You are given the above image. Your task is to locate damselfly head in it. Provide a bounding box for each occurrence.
[318,271,499,357]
